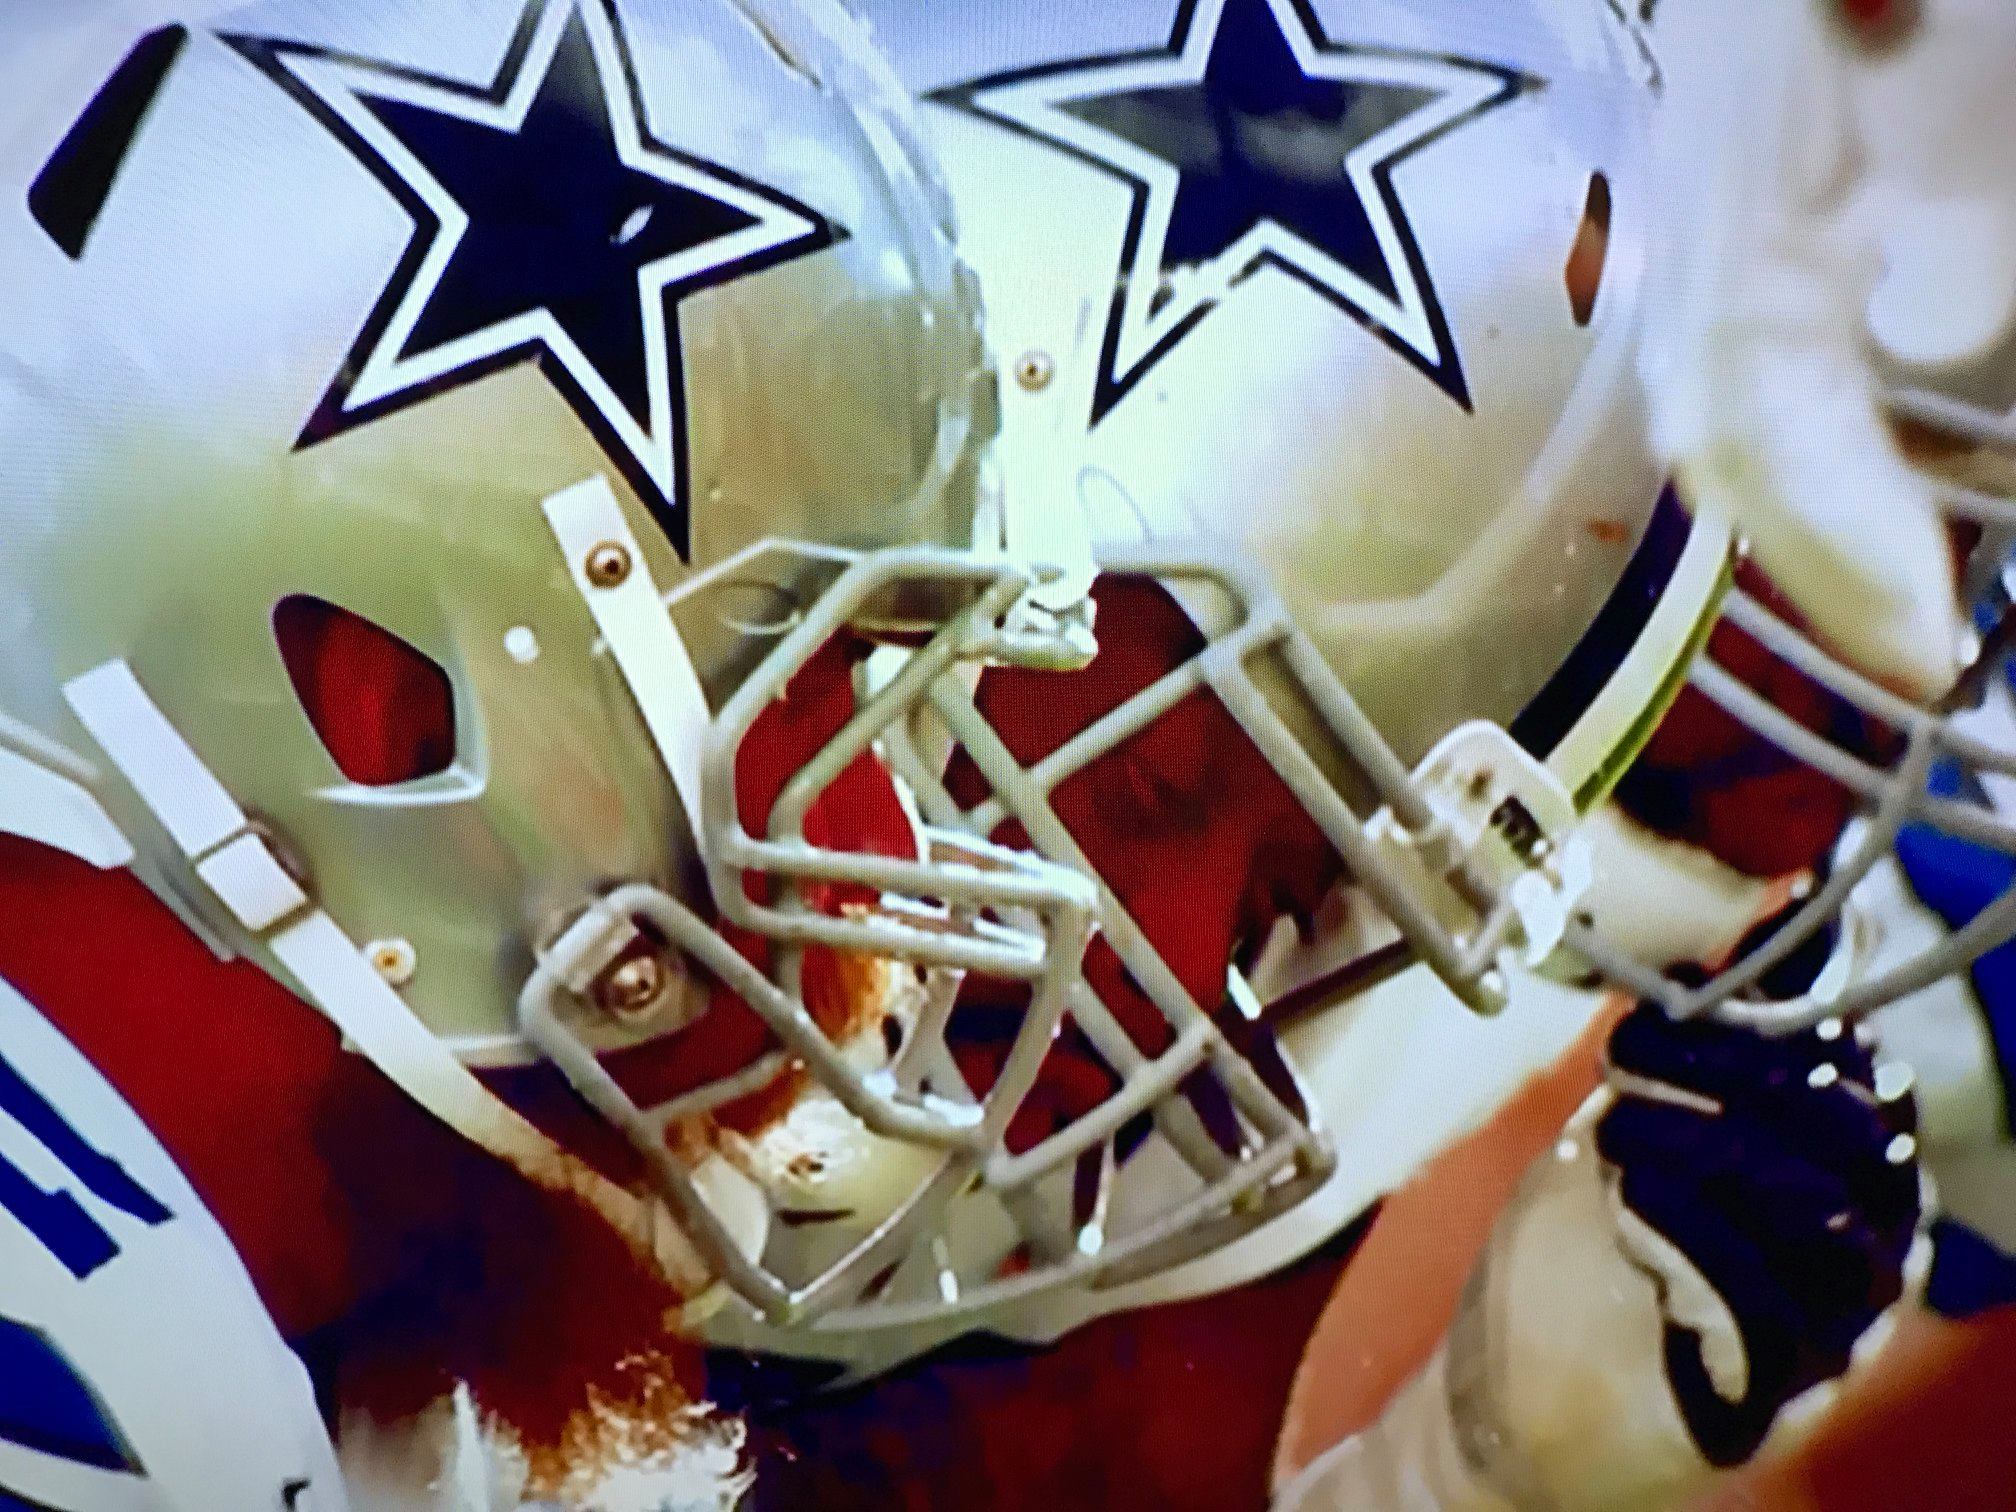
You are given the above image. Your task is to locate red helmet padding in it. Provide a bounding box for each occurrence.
[729,635,921,911]
[947,576,1337,1151]
[553,634,924,1136]
[272,595,458,788]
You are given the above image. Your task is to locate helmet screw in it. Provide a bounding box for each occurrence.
[585,540,633,589]
[1014,349,1055,392]
[595,952,668,1022]
[366,938,417,988]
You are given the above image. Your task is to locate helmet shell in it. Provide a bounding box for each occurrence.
[865,0,1674,767]
[0,0,992,1050]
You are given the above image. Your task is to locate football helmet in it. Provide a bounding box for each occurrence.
[686,0,1731,1370]
[0,0,1719,1381]
[1565,0,2016,1041]
[0,0,1087,1340]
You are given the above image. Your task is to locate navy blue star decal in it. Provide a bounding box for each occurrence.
[936,0,1532,417]
[224,0,838,558]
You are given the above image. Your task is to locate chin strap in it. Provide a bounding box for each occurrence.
[0,737,134,870]
[542,475,713,862]
[59,660,715,1295]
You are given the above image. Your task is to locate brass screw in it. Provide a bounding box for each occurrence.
[367,938,418,988]
[585,540,633,588]
[595,952,667,1021]
[1013,349,1055,393]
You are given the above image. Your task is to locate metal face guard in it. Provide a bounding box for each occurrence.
[1570,386,2016,1035]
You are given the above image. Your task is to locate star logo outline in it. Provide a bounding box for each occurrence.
[223,0,840,559]
[934,0,1534,419]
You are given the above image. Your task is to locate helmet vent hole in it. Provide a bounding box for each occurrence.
[28,24,188,260]
[273,596,457,787]
[1566,171,1612,328]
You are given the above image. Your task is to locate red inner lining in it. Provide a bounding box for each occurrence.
[273,595,457,788]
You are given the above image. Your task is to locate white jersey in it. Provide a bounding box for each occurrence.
[0,973,346,1512]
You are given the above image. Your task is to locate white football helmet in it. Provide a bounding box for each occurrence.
[685,0,1731,1371]
[0,0,1724,1383]
[0,0,1080,1348]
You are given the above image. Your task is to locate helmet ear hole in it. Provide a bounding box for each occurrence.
[1566,170,1611,328]
[273,595,457,787]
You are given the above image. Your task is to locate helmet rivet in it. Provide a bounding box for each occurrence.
[367,938,418,988]
[1014,349,1055,392]
[585,540,633,589]
[595,952,667,1022]
[503,625,541,664]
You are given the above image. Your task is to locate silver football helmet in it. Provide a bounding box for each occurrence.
[0,0,1089,1337]
[1,0,1721,1381]
[685,0,1730,1371]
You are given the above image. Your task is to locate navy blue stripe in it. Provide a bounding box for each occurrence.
[1895,761,2016,1138]
[0,1049,172,1280]
[1512,487,1694,760]
[1927,1217,2016,1320]
[0,1315,140,1474]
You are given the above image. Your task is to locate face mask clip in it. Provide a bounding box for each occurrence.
[1364,721,1595,1003]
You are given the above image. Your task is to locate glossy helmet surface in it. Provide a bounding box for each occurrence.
[686,0,1731,1370]
[0,0,1090,1338]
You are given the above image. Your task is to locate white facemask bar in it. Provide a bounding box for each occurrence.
[693,540,1592,1360]
[916,546,1585,1011]
[530,504,1405,1345]
[1567,383,2016,1034]
[528,485,1140,1326]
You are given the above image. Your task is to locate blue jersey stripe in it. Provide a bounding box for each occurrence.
[0,1315,141,1474]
